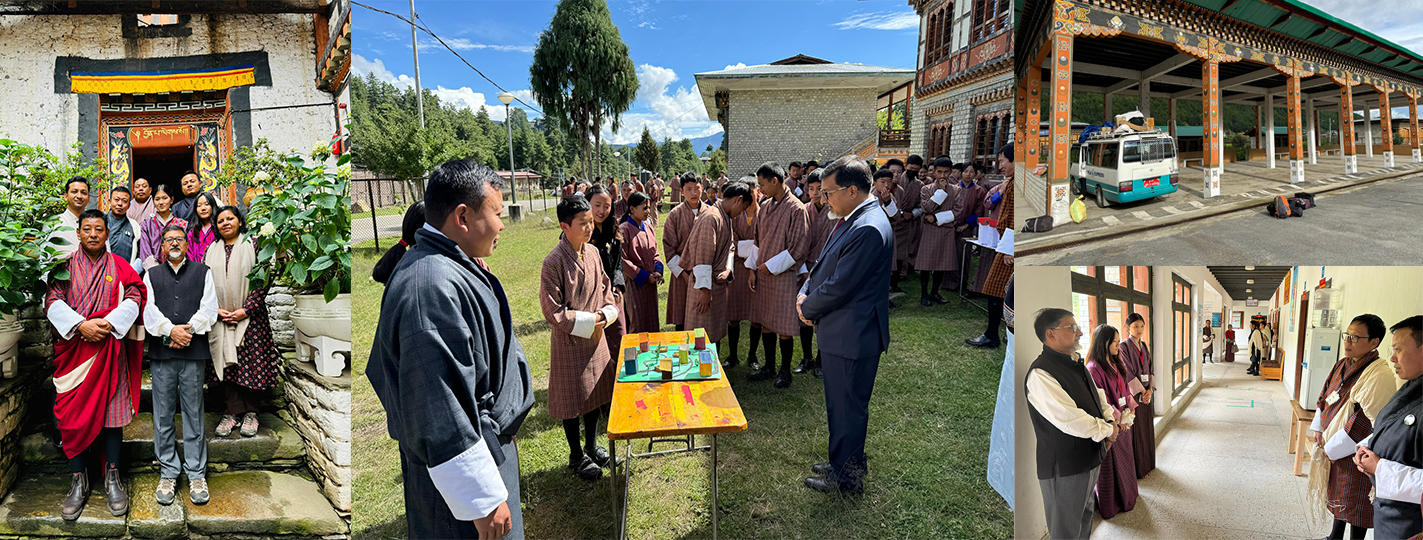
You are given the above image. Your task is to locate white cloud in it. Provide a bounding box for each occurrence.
[416,37,534,54]
[723,62,748,70]
[834,11,920,31]
[352,54,415,90]
[599,64,722,145]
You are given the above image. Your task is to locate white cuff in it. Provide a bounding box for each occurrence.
[766,250,795,275]
[736,240,756,255]
[693,265,713,290]
[934,210,955,225]
[1376,458,1423,504]
[798,263,809,275]
[743,246,759,269]
[570,310,597,339]
[931,190,948,205]
[912,208,923,217]
[997,229,1014,256]
[885,200,899,217]
[1324,427,1358,460]
[46,301,84,340]
[668,255,683,277]
[1309,413,1322,433]
[600,305,619,327]
[105,300,140,338]
[427,442,509,521]
[794,187,803,197]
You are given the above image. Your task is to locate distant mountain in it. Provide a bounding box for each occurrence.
[690,132,724,154]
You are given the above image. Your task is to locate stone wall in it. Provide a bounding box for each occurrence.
[0,13,335,159]
[0,302,54,499]
[910,71,1015,164]
[267,287,352,514]
[725,87,879,177]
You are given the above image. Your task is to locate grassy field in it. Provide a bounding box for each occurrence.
[350,207,1012,540]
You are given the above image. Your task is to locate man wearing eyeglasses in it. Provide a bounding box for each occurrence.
[142,225,219,507]
[1025,308,1119,540]
[1353,315,1423,540]
[1308,314,1397,540]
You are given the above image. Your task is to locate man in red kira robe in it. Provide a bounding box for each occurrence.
[747,162,812,389]
[45,209,147,520]
[662,173,704,331]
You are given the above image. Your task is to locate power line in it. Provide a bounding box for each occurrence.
[353,1,544,114]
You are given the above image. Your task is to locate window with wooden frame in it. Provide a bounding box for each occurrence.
[924,4,954,65]
[1070,266,1154,361]
[928,120,952,160]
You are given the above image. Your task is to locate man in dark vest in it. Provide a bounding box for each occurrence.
[1355,315,1423,540]
[1025,308,1120,539]
[142,225,218,506]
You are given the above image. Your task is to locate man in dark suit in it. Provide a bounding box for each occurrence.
[796,156,892,494]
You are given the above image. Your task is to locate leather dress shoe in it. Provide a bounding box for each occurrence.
[804,475,863,494]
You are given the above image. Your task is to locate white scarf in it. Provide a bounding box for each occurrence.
[205,234,255,380]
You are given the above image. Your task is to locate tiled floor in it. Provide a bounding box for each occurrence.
[1086,355,1334,540]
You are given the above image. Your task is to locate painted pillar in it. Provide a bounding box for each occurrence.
[1048,32,1075,223]
[1104,93,1114,124]
[1410,93,1421,163]
[1379,87,1394,167]
[1338,76,1356,174]
[1306,97,1317,165]
[1364,101,1374,157]
[1286,73,1305,183]
[1202,60,1222,197]
[1027,68,1043,172]
[1265,93,1276,169]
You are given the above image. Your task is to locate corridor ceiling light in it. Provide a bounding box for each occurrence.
[1245,266,1255,270]
[1247,289,1252,292]
[1247,279,1255,284]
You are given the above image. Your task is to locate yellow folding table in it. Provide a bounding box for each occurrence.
[607,330,747,540]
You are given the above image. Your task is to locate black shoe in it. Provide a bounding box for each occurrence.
[811,461,871,476]
[965,334,1000,348]
[569,454,603,481]
[747,366,776,382]
[931,293,950,305]
[890,284,904,293]
[105,467,128,517]
[748,357,761,372]
[804,475,863,494]
[920,297,933,307]
[793,358,810,374]
[812,365,823,379]
[774,369,792,389]
[586,445,613,468]
[722,355,739,369]
[889,300,899,309]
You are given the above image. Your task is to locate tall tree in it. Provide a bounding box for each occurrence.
[635,127,661,175]
[530,0,638,180]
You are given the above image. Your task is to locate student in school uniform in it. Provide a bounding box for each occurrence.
[726,177,761,370]
[917,157,961,307]
[540,196,620,481]
[682,180,755,354]
[619,191,663,334]
[662,173,704,331]
[746,163,812,389]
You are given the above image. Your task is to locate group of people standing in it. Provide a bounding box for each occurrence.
[1024,309,1159,539]
[43,174,280,519]
[368,153,906,540]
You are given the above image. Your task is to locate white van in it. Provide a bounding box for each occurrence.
[1071,130,1180,207]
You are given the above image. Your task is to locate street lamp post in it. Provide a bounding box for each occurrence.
[498,92,520,221]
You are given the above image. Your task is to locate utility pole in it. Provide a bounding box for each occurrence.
[410,0,424,129]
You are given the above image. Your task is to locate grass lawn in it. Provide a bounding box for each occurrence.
[350,206,1012,539]
[352,204,411,221]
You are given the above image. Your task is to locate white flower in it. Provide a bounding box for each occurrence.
[312,141,331,155]
[260,222,277,237]
[253,171,271,183]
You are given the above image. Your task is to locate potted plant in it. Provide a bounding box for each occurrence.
[0,139,105,378]
[218,137,352,376]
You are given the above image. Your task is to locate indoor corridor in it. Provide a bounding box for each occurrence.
[1088,350,1331,540]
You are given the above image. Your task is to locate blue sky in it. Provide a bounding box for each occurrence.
[352,0,920,145]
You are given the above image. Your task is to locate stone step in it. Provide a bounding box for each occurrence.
[0,470,347,538]
[21,413,306,469]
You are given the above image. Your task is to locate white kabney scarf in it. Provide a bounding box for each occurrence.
[205,234,255,381]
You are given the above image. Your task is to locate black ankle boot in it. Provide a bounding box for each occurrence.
[61,470,88,521]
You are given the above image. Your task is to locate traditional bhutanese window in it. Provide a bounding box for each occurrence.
[137,14,179,26]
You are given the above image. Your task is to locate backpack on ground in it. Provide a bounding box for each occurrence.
[1268,195,1293,218]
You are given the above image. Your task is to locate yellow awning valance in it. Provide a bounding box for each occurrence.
[71,65,255,94]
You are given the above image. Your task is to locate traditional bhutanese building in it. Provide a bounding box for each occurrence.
[1017,0,1423,222]
[0,0,352,206]
[909,0,1015,172]
[695,55,915,176]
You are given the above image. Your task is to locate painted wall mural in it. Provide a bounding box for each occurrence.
[196,123,221,193]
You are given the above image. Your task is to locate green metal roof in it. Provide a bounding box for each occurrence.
[1186,0,1423,81]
